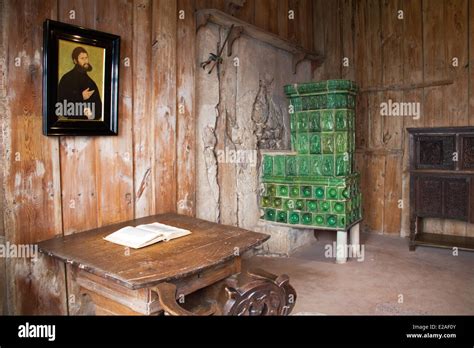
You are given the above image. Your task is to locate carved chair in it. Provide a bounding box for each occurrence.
[152,268,296,316]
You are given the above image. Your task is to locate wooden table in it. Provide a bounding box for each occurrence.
[38,213,270,315]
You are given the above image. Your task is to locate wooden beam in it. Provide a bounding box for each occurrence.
[360,79,454,93]
[196,9,324,65]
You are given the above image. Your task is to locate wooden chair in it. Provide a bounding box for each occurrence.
[153,268,297,316]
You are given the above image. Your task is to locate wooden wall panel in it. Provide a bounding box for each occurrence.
[3,0,67,314]
[255,0,278,35]
[234,0,255,24]
[58,0,99,235]
[152,0,178,213]
[381,0,403,150]
[288,0,299,43]
[470,0,474,127]
[331,0,474,236]
[313,0,341,80]
[95,0,134,226]
[383,154,402,234]
[400,0,423,237]
[193,0,316,53]
[176,0,196,216]
[341,0,355,80]
[442,0,469,237]
[277,0,289,40]
[422,0,446,128]
[133,0,155,218]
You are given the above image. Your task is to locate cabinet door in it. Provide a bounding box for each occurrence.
[461,135,474,170]
[416,177,443,217]
[415,135,455,170]
[444,179,469,221]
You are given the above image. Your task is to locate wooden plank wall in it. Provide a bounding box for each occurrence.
[313,0,474,237]
[0,0,316,314]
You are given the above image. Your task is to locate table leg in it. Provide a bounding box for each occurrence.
[336,230,348,264]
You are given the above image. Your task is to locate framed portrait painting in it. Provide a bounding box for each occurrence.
[43,19,120,135]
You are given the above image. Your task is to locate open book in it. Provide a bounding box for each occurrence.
[103,222,191,249]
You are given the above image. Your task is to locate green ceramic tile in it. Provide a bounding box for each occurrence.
[261,196,271,207]
[279,185,289,197]
[290,134,297,152]
[265,208,276,221]
[286,156,297,176]
[289,186,299,198]
[335,132,348,153]
[337,215,346,228]
[295,199,305,210]
[336,155,349,176]
[322,134,334,154]
[326,215,337,227]
[289,212,300,224]
[285,198,296,210]
[277,210,287,223]
[266,184,276,196]
[290,115,297,133]
[309,134,321,154]
[320,201,331,212]
[263,155,273,177]
[321,110,334,131]
[347,110,355,130]
[327,187,338,199]
[297,134,309,154]
[333,201,346,214]
[310,155,323,176]
[308,111,321,132]
[307,200,318,212]
[314,214,325,225]
[301,186,312,198]
[273,155,285,176]
[302,213,312,225]
[335,110,347,131]
[314,186,325,199]
[322,155,334,176]
[297,112,309,132]
[273,197,282,208]
[298,156,310,176]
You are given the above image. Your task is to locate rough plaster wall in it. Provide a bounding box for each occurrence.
[196,23,316,256]
[196,25,220,223]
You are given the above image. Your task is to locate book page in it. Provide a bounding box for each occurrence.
[103,226,160,249]
[136,222,191,240]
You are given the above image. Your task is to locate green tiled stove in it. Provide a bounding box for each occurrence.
[259,80,362,263]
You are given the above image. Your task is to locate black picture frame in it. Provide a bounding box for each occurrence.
[43,19,120,136]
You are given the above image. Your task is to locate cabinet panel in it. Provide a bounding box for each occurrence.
[416,177,443,217]
[444,179,469,221]
[415,135,455,170]
[461,135,474,170]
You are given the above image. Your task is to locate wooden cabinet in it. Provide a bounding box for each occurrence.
[408,127,474,251]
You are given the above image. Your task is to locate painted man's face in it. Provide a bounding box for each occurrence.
[75,52,92,72]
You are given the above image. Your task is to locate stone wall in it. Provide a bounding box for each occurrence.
[195,22,315,256]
